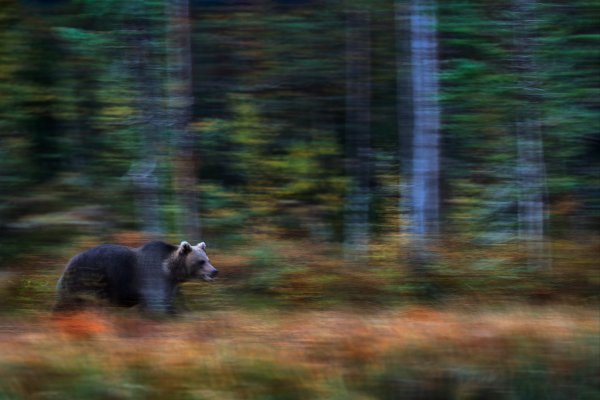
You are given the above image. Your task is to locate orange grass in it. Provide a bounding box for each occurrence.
[0,306,598,398]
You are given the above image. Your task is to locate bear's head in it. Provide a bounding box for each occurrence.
[168,241,218,282]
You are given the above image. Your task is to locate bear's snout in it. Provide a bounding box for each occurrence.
[200,264,218,281]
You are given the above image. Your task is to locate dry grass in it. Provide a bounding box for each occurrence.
[0,235,598,398]
[0,305,598,399]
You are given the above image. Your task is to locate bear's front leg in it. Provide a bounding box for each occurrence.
[167,285,191,315]
[139,282,173,315]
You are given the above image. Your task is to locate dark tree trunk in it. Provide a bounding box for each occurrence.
[168,0,200,240]
[344,9,371,261]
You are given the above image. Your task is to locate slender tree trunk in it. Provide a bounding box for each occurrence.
[408,0,441,244]
[128,3,164,236]
[344,9,371,261]
[168,0,199,240]
[513,0,549,268]
[395,1,413,239]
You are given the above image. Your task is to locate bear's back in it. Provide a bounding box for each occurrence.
[134,241,177,273]
[136,241,177,257]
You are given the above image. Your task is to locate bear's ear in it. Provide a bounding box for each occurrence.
[179,241,192,254]
[198,242,206,250]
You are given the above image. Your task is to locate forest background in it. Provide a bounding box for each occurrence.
[0,0,598,398]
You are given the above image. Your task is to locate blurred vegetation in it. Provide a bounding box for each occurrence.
[0,0,599,398]
[0,0,597,300]
[0,308,598,399]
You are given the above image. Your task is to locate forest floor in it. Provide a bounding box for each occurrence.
[0,304,598,399]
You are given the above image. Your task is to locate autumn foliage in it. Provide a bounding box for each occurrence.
[1,306,598,399]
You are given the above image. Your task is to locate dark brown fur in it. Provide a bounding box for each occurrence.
[54,240,217,314]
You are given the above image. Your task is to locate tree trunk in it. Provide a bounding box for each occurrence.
[408,0,441,244]
[513,0,549,268]
[395,0,412,239]
[128,3,164,236]
[168,0,200,240]
[344,9,371,262]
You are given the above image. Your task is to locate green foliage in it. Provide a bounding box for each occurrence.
[2,0,597,241]
[0,0,598,310]
[440,0,600,239]
[222,358,317,400]
[194,94,346,240]
[362,342,600,400]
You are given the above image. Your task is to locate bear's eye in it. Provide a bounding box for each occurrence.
[198,260,206,266]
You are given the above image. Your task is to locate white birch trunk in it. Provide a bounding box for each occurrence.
[409,0,440,242]
[513,0,549,268]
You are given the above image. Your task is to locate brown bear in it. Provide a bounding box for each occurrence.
[54,240,217,314]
